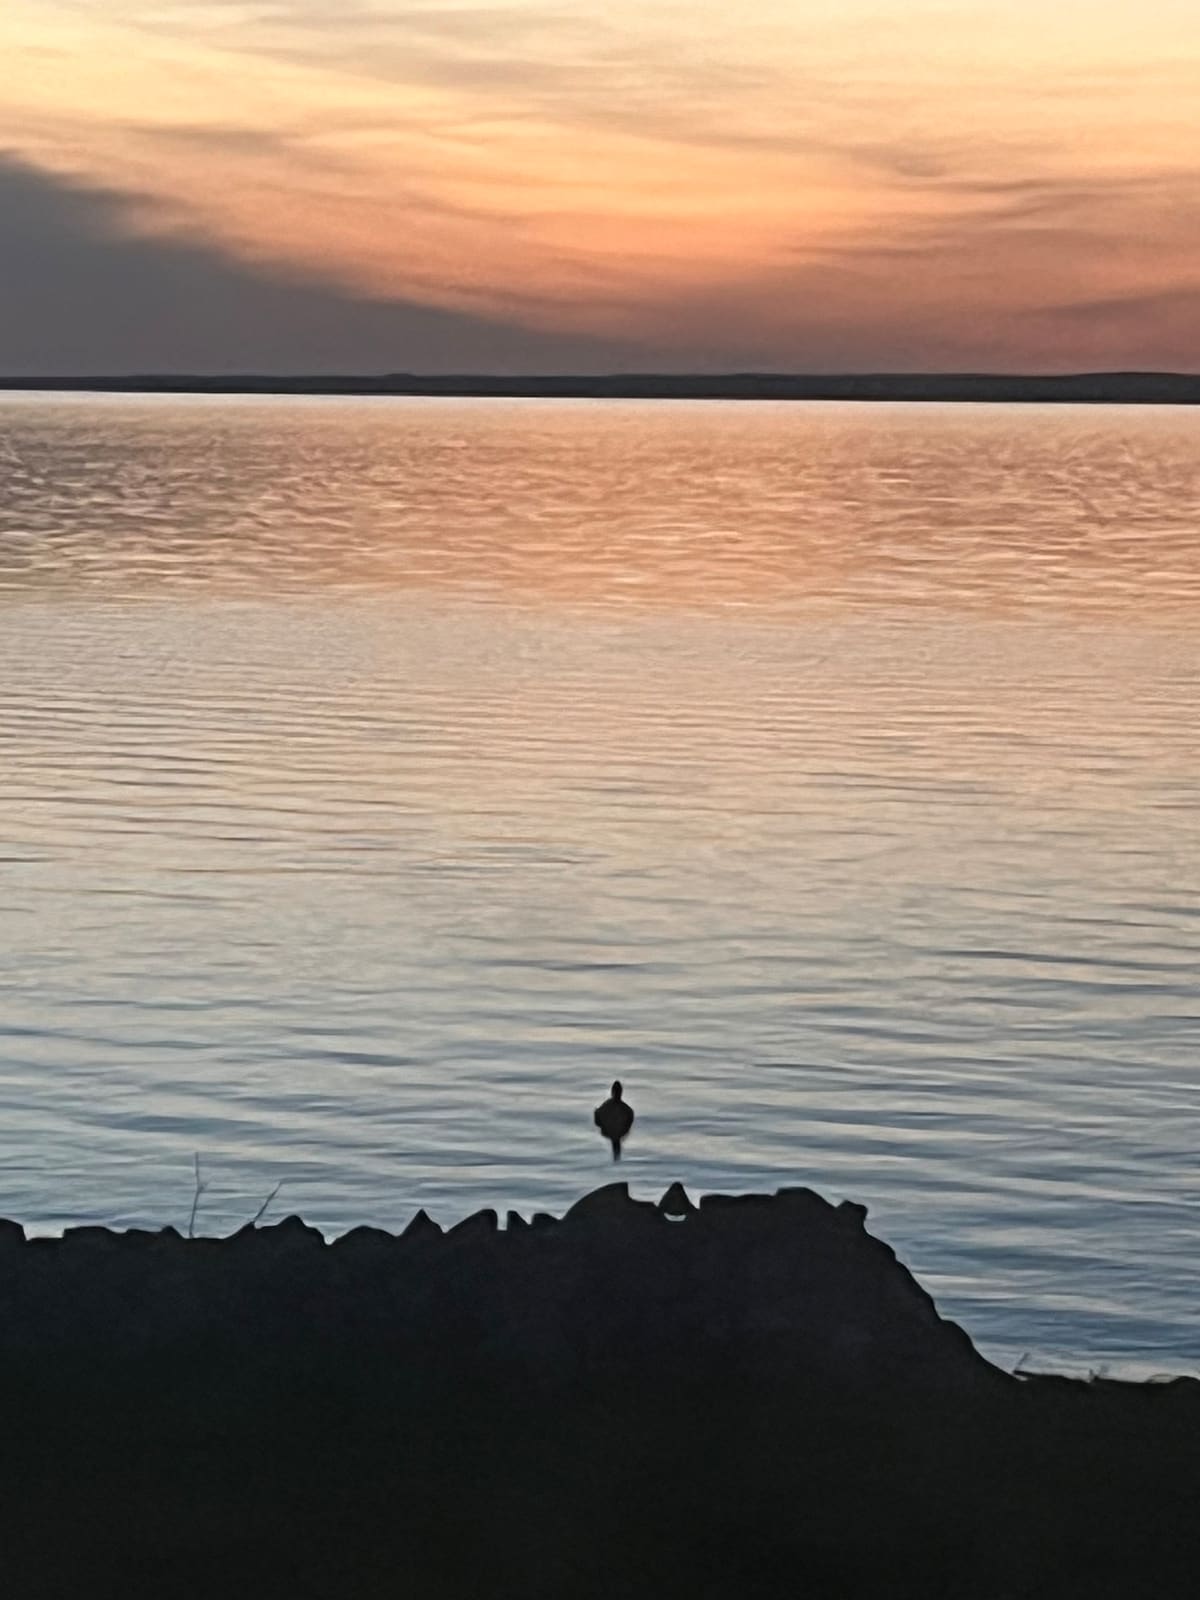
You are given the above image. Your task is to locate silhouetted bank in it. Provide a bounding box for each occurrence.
[1,1185,1196,1598]
[5,371,1200,403]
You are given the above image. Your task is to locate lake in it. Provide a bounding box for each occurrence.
[1,393,1197,1375]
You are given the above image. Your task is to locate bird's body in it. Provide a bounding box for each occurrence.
[594,1080,634,1160]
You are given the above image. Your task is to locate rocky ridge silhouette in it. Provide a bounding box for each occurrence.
[0,1183,1196,1598]
[0,1182,999,1390]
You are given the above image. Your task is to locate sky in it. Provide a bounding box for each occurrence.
[2,0,1198,372]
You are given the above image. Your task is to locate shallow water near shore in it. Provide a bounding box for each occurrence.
[1,394,1198,1376]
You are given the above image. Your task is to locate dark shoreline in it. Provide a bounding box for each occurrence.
[4,370,1200,403]
[1,1183,1196,1598]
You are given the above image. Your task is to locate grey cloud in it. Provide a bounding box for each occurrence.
[0,150,986,375]
[78,1,1078,182]
[113,1,799,155]
[111,1,588,55]
[0,155,660,374]
[123,120,440,185]
[1013,283,1200,370]
[2,147,1192,378]
[644,160,1200,371]
[941,173,1200,229]
[788,169,1200,267]
[1031,285,1200,323]
[129,124,304,157]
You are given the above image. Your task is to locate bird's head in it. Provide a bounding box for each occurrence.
[611,1080,623,1100]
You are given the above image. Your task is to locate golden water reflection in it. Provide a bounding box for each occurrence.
[2,396,1199,616]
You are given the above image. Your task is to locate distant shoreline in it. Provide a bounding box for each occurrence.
[3,371,1200,404]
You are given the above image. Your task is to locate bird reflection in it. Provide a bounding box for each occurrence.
[594,1080,634,1160]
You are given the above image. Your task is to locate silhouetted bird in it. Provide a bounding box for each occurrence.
[594,1080,634,1160]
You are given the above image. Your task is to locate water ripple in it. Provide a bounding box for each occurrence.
[0,396,1198,1376]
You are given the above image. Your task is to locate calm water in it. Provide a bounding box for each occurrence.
[1,394,1198,1375]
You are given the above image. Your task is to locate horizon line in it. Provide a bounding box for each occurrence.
[2,369,1198,382]
[4,370,1200,405]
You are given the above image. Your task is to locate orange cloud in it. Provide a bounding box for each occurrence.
[3,0,1199,366]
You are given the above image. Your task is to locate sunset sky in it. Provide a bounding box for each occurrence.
[3,1,1198,371]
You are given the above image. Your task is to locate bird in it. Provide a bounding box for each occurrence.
[594,1080,634,1160]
